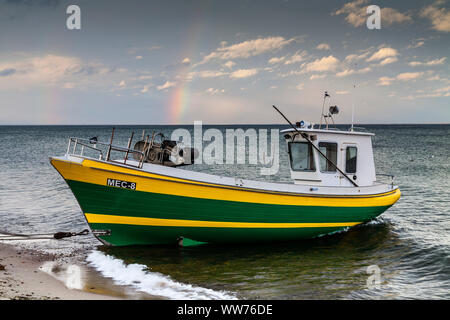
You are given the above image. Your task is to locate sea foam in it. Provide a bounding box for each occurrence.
[86,250,237,300]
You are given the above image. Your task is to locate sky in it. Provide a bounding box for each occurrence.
[0,0,449,125]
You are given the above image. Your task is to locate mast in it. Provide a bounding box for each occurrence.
[351,84,356,132]
[319,91,330,130]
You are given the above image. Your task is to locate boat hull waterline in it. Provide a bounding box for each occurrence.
[50,157,401,246]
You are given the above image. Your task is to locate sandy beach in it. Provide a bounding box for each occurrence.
[0,243,128,300]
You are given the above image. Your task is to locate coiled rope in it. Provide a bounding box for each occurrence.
[0,229,89,241]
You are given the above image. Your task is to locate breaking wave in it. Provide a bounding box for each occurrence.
[86,250,237,300]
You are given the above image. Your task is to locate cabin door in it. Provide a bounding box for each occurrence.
[340,143,358,187]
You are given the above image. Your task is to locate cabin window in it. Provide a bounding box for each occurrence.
[318,142,337,172]
[345,146,357,173]
[288,142,316,171]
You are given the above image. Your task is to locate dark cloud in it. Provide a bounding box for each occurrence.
[70,65,100,76]
[0,68,16,77]
[68,64,123,77]
[163,59,191,73]
[4,0,60,7]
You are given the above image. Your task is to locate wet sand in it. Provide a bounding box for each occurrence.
[0,243,136,300]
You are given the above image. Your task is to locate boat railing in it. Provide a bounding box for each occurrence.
[376,173,395,189]
[350,126,366,132]
[66,136,146,169]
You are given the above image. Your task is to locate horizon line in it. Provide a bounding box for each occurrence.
[0,122,449,126]
[0,120,450,126]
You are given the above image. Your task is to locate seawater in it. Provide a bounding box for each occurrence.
[0,124,449,299]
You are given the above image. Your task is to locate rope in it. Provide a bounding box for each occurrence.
[0,229,90,241]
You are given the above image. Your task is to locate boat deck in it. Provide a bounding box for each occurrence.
[54,154,397,197]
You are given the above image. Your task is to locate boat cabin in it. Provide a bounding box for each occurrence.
[282,124,376,187]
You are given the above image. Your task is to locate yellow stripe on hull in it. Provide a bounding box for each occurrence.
[51,158,401,208]
[85,213,361,229]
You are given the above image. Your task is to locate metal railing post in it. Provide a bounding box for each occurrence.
[72,139,78,155]
[106,127,115,161]
[124,132,134,165]
[66,138,71,155]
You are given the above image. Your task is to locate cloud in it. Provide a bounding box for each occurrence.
[161,58,192,75]
[205,88,225,95]
[137,75,153,80]
[229,68,258,79]
[197,36,296,65]
[366,47,399,62]
[316,43,331,51]
[187,70,228,79]
[157,80,175,90]
[408,57,447,66]
[135,56,143,60]
[379,56,398,65]
[295,83,304,90]
[63,82,75,89]
[301,55,340,73]
[333,0,368,27]
[378,72,424,85]
[270,51,307,66]
[344,50,371,62]
[333,0,412,27]
[434,85,450,93]
[128,45,162,56]
[336,67,371,77]
[0,54,81,82]
[310,74,326,80]
[402,85,450,99]
[426,75,441,81]
[336,90,350,95]
[268,56,286,64]
[72,63,114,76]
[0,68,16,77]
[223,61,236,69]
[396,72,424,81]
[0,54,130,92]
[381,7,413,25]
[378,76,395,86]
[407,39,426,49]
[420,1,450,32]
[284,51,307,65]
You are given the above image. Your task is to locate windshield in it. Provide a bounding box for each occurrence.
[288,142,316,171]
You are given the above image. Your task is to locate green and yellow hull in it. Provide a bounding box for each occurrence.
[50,157,401,246]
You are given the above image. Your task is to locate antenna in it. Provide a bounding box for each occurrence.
[351,84,356,132]
[346,59,357,132]
[319,91,330,129]
[319,91,339,130]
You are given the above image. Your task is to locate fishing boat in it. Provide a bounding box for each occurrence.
[50,95,400,246]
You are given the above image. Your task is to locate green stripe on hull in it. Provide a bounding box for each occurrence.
[66,180,391,246]
[67,180,390,223]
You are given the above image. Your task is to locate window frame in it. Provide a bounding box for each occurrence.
[345,145,358,174]
[318,141,338,173]
[288,141,317,172]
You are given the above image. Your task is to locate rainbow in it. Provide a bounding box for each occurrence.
[166,5,210,124]
[43,87,63,124]
[168,81,191,124]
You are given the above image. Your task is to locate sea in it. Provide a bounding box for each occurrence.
[0,124,449,300]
